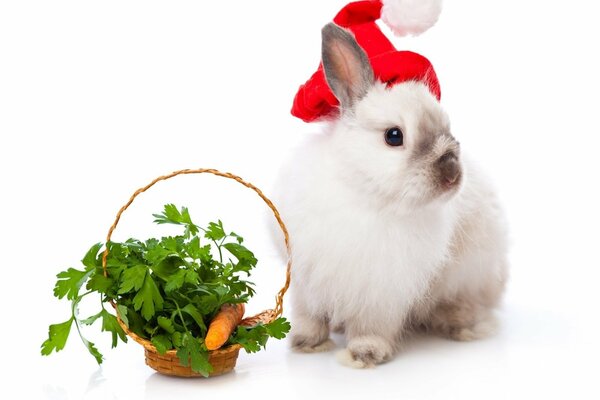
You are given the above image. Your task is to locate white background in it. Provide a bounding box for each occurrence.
[1,1,599,399]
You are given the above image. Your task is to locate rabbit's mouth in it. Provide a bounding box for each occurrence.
[414,164,463,207]
[439,170,462,192]
[432,149,463,195]
[432,170,463,202]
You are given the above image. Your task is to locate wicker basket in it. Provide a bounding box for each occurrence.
[101,168,292,377]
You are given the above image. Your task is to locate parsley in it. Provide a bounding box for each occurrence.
[41,205,290,377]
[231,318,292,353]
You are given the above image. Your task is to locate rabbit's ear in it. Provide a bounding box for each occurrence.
[321,23,374,110]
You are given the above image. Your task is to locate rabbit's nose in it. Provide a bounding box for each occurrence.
[437,152,461,187]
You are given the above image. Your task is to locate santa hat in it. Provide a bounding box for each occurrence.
[291,0,443,123]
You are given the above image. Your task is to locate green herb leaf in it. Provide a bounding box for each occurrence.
[171,331,183,347]
[229,231,244,244]
[231,318,291,353]
[143,323,159,336]
[176,333,212,377]
[223,242,258,272]
[164,269,186,293]
[117,304,129,327]
[232,326,264,353]
[132,271,164,320]
[151,254,183,279]
[157,316,175,334]
[205,220,225,241]
[181,304,207,334]
[144,241,170,265]
[151,334,172,355]
[86,272,114,294]
[195,292,220,315]
[118,265,147,294]
[153,204,199,238]
[53,268,93,300]
[41,318,74,355]
[100,309,127,348]
[265,318,291,339]
[185,236,209,261]
[80,311,102,326]
[82,243,103,270]
[124,307,146,337]
[81,336,103,364]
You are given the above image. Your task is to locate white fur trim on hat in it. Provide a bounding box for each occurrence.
[381,0,443,36]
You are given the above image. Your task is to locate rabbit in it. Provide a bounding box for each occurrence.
[273,23,508,368]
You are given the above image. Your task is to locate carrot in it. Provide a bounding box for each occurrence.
[204,303,245,350]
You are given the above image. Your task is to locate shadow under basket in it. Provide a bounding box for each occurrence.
[103,169,292,378]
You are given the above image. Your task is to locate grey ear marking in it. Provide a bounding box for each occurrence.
[321,23,374,111]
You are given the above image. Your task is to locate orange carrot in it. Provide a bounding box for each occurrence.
[204,303,245,350]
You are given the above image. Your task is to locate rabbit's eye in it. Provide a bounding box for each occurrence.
[384,127,404,147]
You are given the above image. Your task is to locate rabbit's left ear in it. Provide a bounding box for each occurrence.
[321,23,374,110]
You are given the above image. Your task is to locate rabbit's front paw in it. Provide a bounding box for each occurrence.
[429,301,498,341]
[337,335,394,368]
[290,314,333,353]
[291,335,335,353]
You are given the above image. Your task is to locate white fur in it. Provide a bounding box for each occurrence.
[274,81,508,367]
[337,349,370,369]
[381,0,443,36]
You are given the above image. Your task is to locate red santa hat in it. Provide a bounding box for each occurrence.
[291,0,443,123]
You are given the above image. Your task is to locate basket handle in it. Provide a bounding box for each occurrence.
[101,168,291,320]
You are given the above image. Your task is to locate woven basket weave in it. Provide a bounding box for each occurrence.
[101,168,292,377]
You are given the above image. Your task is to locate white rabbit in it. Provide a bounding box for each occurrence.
[273,23,508,368]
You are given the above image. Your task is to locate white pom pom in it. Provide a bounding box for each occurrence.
[381,0,443,37]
